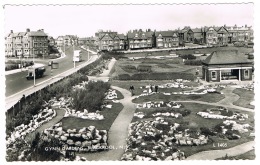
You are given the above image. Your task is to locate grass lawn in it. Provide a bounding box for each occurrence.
[176,46,253,55]
[61,102,123,131]
[131,102,255,158]
[216,149,255,160]
[113,89,124,100]
[233,88,254,109]
[132,92,225,103]
[123,50,170,57]
[111,80,199,96]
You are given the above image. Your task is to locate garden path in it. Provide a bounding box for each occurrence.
[217,87,239,106]
[24,108,65,141]
[78,86,136,160]
[186,141,254,160]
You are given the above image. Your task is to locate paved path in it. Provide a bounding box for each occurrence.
[78,86,136,160]
[24,108,66,141]
[217,87,239,106]
[186,141,255,160]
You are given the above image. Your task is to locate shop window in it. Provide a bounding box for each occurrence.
[211,71,217,80]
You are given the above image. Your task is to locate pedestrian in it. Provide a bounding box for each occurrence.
[129,85,135,96]
[155,85,158,93]
[150,85,153,92]
[196,68,199,76]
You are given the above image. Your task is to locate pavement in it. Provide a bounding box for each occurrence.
[186,141,255,160]
[78,86,136,160]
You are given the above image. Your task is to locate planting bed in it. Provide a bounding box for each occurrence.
[122,102,254,159]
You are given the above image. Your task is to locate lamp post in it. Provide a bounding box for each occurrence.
[33,47,35,86]
[73,43,75,68]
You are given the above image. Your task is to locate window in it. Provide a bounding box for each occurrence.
[34,43,37,47]
[211,71,217,80]
[244,70,249,79]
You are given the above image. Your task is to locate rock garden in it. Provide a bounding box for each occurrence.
[43,122,108,152]
[123,101,254,160]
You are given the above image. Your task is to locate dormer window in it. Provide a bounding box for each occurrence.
[135,33,138,37]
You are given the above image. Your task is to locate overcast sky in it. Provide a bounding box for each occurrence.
[4,3,254,38]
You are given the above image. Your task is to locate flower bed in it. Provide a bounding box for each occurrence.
[197,107,248,120]
[43,123,108,152]
[215,120,253,140]
[136,101,182,109]
[64,109,104,120]
[105,89,118,100]
[135,83,224,99]
[122,117,211,161]
[7,107,56,145]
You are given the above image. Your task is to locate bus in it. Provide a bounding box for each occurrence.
[73,50,82,62]
[26,64,46,80]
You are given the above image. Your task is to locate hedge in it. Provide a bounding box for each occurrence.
[115,72,195,81]
[184,60,202,66]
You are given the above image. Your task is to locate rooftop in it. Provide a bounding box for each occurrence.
[203,50,252,65]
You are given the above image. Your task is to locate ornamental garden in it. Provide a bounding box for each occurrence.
[6,46,255,161]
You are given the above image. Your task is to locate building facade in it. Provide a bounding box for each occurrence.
[127,29,154,50]
[155,31,179,48]
[225,25,254,44]
[5,28,48,57]
[202,50,253,82]
[95,30,125,51]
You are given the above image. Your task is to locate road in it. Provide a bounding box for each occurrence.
[5,46,92,97]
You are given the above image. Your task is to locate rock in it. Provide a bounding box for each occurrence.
[54,135,60,138]
[60,136,67,141]
[165,156,173,160]
[67,139,74,145]
[67,128,77,133]
[79,127,87,134]
[75,141,82,147]
[75,134,82,138]
[82,141,92,147]
[92,139,99,144]
[88,126,96,132]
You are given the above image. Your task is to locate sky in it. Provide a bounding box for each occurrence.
[3,3,254,38]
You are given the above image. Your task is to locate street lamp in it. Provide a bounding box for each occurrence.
[73,43,75,68]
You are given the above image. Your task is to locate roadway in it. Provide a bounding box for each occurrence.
[5,46,92,97]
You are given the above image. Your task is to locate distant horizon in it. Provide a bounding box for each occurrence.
[4,3,254,38]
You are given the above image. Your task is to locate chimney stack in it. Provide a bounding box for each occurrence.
[10,30,13,33]
[26,28,30,32]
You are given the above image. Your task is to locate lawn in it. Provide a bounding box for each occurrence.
[131,102,255,158]
[233,88,254,109]
[176,46,253,56]
[132,92,225,103]
[61,102,124,131]
[111,81,199,96]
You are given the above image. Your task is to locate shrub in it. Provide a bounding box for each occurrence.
[117,74,131,80]
[137,65,152,72]
[71,81,111,112]
[180,54,196,60]
[184,60,202,66]
[200,127,216,136]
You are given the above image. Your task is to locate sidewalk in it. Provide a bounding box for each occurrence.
[186,141,254,160]
[78,86,136,160]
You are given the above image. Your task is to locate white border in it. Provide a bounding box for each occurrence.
[0,0,259,164]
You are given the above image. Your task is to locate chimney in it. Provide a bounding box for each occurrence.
[26,28,30,32]
[10,30,13,33]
